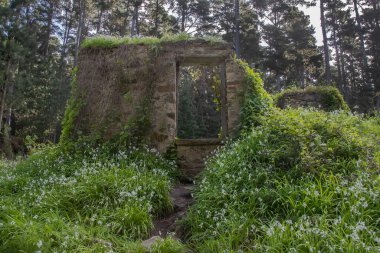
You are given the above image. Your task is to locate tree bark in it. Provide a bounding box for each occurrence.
[0,44,11,134]
[61,1,73,62]
[181,3,187,32]
[331,8,342,91]
[234,0,241,58]
[371,0,380,93]
[154,0,159,36]
[320,0,332,84]
[338,35,349,98]
[121,2,131,37]
[131,1,142,36]
[43,1,54,57]
[96,8,104,34]
[74,0,85,67]
[353,0,368,77]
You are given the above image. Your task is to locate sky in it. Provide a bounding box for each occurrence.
[301,5,323,46]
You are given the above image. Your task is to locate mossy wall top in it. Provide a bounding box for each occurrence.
[72,39,247,152]
[275,86,349,112]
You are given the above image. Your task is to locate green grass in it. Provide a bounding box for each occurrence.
[184,108,380,252]
[0,145,181,252]
[81,33,226,49]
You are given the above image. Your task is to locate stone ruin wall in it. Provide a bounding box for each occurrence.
[277,91,331,111]
[75,40,246,177]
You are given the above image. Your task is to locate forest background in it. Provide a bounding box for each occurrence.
[0,0,379,143]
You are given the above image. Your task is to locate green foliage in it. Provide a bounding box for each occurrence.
[0,145,177,252]
[177,65,222,139]
[260,5,323,91]
[81,33,226,49]
[237,59,273,130]
[60,68,84,146]
[151,237,188,253]
[274,86,350,112]
[185,108,380,252]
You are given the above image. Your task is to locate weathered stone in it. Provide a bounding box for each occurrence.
[142,236,163,250]
[167,113,175,120]
[76,40,247,178]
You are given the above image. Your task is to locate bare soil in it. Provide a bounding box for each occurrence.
[150,183,194,238]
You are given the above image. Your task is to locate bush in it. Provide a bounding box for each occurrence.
[274,86,349,112]
[0,145,177,252]
[185,108,380,252]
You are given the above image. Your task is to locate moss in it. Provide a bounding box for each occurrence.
[235,58,273,130]
[81,33,226,50]
[274,86,350,112]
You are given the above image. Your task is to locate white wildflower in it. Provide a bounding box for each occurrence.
[37,240,43,248]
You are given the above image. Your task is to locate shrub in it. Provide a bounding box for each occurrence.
[185,108,380,252]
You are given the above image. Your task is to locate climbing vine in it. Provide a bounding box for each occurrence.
[60,68,85,147]
[236,59,273,130]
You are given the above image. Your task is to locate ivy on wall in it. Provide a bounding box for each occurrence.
[237,59,273,130]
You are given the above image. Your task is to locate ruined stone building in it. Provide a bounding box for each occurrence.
[73,38,248,177]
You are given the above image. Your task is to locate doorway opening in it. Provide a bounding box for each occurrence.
[176,60,227,140]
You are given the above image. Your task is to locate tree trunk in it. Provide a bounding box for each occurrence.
[74,0,85,67]
[121,3,130,36]
[234,0,241,58]
[331,9,342,91]
[96,8,104,34]
[181,5,186,32]
[353,0,373,112]
[320,0,331,84]
[353,0,369,76]
[131,3,139,36]
[61,1,73,63]
[371,0,380,93]
[154,0,159,36]
[136,4,140,35]
[339,37,349,98]
[43,1,54,57]
[0,52,11,135]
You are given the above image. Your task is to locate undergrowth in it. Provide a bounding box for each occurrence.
[185,108,380,252]
[0,145,182,252]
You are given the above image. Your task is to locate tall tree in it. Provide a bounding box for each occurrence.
[74,0,86,67]
[234,0,241,58]
[131,0,143,36]
[320,0,332,84]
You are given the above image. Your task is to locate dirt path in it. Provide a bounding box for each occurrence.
[150,183,194,238]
